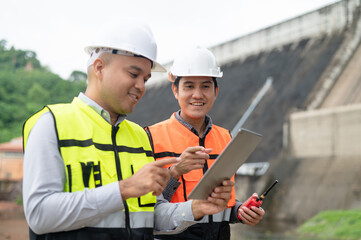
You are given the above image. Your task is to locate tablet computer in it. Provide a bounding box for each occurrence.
[188,128,262,200]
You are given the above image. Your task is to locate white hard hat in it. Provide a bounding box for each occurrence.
[85,20,166,72]
[169,46,223,81]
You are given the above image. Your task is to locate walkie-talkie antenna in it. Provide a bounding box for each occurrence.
[257,180,279,201]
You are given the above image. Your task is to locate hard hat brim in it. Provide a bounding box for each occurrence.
[151,61,167,72]
[168,72,223,82]
[85,46,166,72]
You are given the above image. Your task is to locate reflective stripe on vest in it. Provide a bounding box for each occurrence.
[23,97,156,238]
[147,113,236,207]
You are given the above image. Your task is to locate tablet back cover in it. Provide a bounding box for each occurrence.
[188,128,262,200]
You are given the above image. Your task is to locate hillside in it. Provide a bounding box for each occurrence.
[0,40,87,143]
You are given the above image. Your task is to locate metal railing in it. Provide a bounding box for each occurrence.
[231,77,273,136]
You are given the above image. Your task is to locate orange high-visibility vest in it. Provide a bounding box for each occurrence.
[147,113,235,207]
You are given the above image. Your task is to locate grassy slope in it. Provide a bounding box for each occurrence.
[297,210,361,240]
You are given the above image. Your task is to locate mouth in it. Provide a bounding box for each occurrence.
[190,102,205,106]
[129,93,140,103]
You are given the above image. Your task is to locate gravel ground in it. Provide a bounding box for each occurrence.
[0,201,28,240]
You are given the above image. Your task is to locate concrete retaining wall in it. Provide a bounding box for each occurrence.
[289,103,361,158]
[213,0,361,66]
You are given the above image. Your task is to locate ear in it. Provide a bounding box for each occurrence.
[172,84,179,99]
[215,86,219,97]
[93,58,105,80]
[168,72,176,82]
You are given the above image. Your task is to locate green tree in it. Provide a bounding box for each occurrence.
[0,40,87,143]
[27,83,50,103]
[69,70,87,82]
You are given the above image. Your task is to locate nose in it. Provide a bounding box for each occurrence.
[192,87,203,98]
[134,77,146,92]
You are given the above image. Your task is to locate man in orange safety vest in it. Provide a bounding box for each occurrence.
[146,46,265,240]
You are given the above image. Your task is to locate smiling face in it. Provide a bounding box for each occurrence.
[172,76,218,126]
[90,53,152,122]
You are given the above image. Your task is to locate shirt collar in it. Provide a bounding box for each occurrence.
[175,110,212,138]
[77,92,126,126]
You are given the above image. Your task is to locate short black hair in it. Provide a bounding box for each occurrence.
[173,76,218,90]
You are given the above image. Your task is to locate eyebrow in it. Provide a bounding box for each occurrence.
[202,80,213,84]
[129,65,152,79]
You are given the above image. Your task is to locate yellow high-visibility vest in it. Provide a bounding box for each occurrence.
[23,97,156,239]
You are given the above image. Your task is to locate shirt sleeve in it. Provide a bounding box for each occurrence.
[162,175,181,202]
[22,112,125,234]
[153,194,206,235]
[229,199,243,223]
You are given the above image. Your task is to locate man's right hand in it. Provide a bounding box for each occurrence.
[191,179,234,220]
[119,158,178,200]
[170,146,212,180]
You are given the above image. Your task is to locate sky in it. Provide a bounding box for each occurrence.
[0,0,339,80]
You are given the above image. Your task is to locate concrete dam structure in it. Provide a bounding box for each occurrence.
[128,0,361,230]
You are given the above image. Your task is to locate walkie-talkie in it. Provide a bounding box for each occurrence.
[238,180,279,221]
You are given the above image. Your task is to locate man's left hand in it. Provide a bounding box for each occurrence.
[238,193,265,226]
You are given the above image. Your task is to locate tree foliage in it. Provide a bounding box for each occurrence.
[69,70,87,82]
[0,40,87,143]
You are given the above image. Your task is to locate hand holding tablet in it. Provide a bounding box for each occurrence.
[188,128,262,200]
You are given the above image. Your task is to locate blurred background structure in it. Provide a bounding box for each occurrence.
[128,0,361,235]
